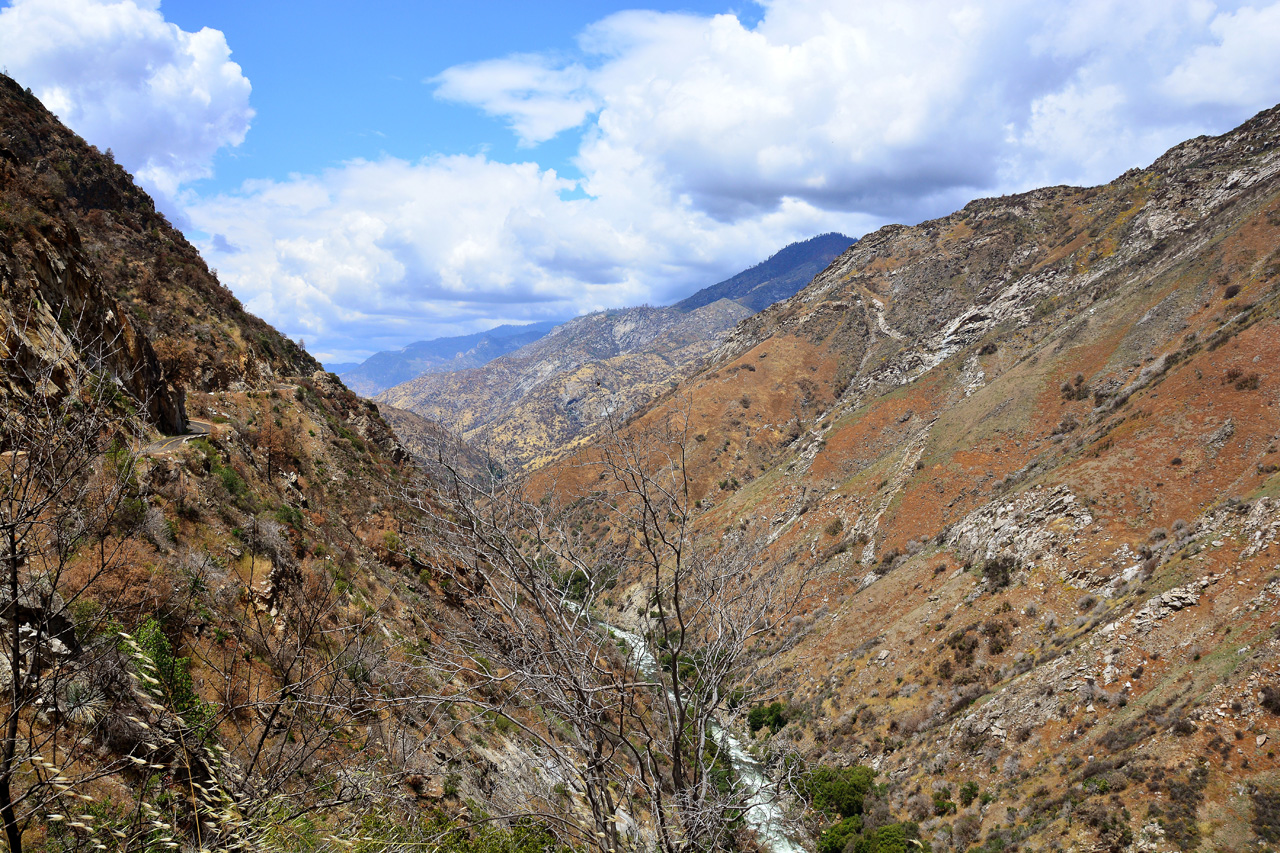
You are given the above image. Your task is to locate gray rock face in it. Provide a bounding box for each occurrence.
[944,486,1093,582]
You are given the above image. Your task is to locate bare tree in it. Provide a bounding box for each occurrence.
[189,547,404,823]
[0,323,166,852]
[408,398,813,853]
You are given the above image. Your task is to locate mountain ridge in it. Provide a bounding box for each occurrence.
[375,232,852,468]
[333,319,562,396]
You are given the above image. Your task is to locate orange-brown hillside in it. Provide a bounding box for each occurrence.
[537,101,1280,852]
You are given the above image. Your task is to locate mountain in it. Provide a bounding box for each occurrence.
[375,233,852,469]
[345,233,851,401]
[333,319,560,396]
[673,231,854,313]
[0,73,573,853]
[377,402,503,481]
[534,102,1280,852]
[377,300,750,469]
[0,85,317,409]
[10,61,1280,853]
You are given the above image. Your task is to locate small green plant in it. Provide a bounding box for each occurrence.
[133,618,214,734]
[932,785,957,816]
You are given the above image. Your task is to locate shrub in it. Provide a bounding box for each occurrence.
[817,815,862,853]
[135,618,212,732]
[797,764,875,819]
[1253,787,1280,844]
[932,786,957,816]
[982,555,1017,589]
[747,701,789,734]
[862,823,913,853]
[825,518,845,537]
[959,780,980,807]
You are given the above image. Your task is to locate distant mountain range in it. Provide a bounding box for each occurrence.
[373,232,853,468]
[331,320,562,396]
[335,233,852,397]
[673,232,855,313]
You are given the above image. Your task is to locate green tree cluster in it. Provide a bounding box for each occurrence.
[800,765,928,853]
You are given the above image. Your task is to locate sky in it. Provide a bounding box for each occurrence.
[3,0,1280,365]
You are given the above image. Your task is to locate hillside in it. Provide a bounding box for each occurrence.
[377,402,503,481]
[536,102,1280,852]
[333,319,561,396]
[0,80,317,402]
[376,233,851,470]
[376,299,751,468]
[0,74,622,853]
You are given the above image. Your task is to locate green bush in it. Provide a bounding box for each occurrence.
[747,701,789,733]
[798,765,875,819]
[860,823,909,853]
[817,815,862,853]
[932,786,956,815]
[275,504,304,529]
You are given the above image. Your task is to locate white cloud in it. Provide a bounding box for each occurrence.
[1164,3,1280,107]
[0,0,251,206]
[427,1,1280,219]
[188,153,855,362]
[198,0,1280,362]
[11,0,1280,363]
[432,55,599,146]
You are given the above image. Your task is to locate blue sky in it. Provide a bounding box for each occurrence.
[4,0,1280,364]
[156,1,759,196]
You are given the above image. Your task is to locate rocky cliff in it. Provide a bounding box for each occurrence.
[0,74,318,412]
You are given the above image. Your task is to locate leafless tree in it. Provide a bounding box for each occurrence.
[188,546,410,824]
[0,321,174,852]
[407,397,814,853]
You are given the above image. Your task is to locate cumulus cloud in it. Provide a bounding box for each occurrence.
[13,0,1280,362]
[447,0,1280,221]
[193,0,1280,362]
[0,0,251,206]
[187,153,853,362]
[433,55,599,146]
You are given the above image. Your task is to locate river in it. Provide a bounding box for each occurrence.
[599,620,807,853]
